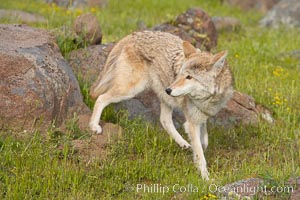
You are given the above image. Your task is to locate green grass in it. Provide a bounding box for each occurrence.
[0,0,299,199]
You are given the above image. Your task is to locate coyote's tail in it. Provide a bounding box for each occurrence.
[89,72,112,100]
[89,39,126,100]
[89,55,118,100]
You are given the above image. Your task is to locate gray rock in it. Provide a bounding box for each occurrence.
[73,13,102,45]
[152,7,218,51]
[0,9,46,24]
[218,177,299,199]
[152,23,198,47]
[260,0,300,28]
[0,24,90,132]
[114,97,155,123]
[116,90,274,128]
[210,91,274,127]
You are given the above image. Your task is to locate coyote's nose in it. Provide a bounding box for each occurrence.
[165,88,172,95]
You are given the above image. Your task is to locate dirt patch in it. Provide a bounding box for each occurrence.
[72,122,122,162]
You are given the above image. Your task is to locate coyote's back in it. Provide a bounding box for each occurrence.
[90,31,185,100]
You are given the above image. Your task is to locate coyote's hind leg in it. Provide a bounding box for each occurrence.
[89,91,129,134]
[89,77,147,134]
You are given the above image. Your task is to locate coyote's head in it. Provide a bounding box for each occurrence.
[165,41,228,101]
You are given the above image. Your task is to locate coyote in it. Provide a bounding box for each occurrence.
[89,31,233,180]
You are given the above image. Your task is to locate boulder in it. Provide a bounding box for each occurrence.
[225,0,280,13]
[210,91,274,127]
[73,13,102,45]
[217,177,299,199]
[0,24,90,132]
[68,44,273,128]
[260,0,300,28]
[115,90,274,128]
[212,16,241,32]
[152,24,198,49]
[0,9,46,24]
[152,7,217,51]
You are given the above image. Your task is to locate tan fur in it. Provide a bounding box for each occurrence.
[172,78,187,87]
[89,31,234,180]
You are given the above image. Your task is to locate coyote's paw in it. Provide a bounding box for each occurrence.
[197,162,209,180]
[200,168,210,181]
[90,123,102,134]
[179,140,191,149]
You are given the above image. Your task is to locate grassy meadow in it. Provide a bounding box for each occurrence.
[0,0,299,199]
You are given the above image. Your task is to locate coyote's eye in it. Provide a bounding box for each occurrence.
[186,75,192,80]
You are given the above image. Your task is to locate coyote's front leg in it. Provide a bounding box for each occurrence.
[184,122,208,151]
[160,103,191,148]
[187,121,209,180]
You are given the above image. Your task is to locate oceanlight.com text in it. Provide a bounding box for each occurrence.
[209,183,294,196]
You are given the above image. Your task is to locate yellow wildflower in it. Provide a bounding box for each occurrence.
[207,193,217,198]
[272,66,288,78]
[90,7,97,13]
[75,8,83,16]
[200,193,217,200]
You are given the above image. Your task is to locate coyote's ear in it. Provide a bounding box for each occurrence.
[212,50,228,69]
[183,41,197,58]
